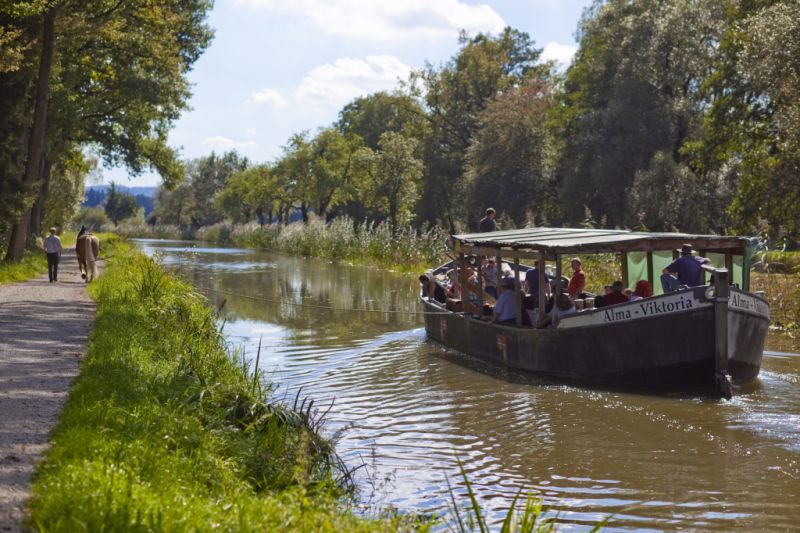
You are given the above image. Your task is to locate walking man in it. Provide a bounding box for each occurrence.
[44,227,62,283]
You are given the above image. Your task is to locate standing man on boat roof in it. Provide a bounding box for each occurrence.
[662,244,711,288]
[478,208,497,232]
[567,257,585,299]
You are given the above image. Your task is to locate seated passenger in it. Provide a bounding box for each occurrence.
[661,243,711,290]
[489,277,518,324]
[419,273,447,304]
[538,293,576,328]
[603,280,629,306]
[632,279,652,300]
[623,287,633,300]
[594,284,613,308]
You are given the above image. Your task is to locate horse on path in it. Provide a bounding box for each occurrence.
[76,226,100,282]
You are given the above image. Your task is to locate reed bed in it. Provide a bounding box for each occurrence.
[193,217,451,271]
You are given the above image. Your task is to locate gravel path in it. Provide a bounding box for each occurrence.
[0,249,98,532]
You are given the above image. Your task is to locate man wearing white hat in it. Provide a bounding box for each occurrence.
[44,227,62,283]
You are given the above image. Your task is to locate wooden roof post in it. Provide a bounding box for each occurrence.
[476,255,484,311]
[554,254,562,295]
[538,252,546,313]
[458,253,466,306]
[495,252,502,294]
[646,251,654,288]
[514,257,522,326]
[621,252,629,288]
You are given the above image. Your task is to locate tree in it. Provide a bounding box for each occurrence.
[104,182,139,226]
[308,128,362,220]
[723,1,800,239]
[414,27,549,228]
[355,132,423,229]
[155,151,248,229]
[279,133,314,223]
[338,91,428,150]
[464,81,559,228]
[558,0,727,229]
[1,0,213,260]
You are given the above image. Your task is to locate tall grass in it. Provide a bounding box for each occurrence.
[447,458,609,533]
[751,272,800,333]
[192,217,451,271]
[28,240,421,532]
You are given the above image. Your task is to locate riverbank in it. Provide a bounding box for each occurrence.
[26,240,421,531]
[0,248,96,532]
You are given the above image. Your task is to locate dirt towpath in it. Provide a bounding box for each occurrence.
[0,249,98,532]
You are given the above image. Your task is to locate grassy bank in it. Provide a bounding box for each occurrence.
[116,218,451,271]
[0,232,77,284]
[28,240,420,531]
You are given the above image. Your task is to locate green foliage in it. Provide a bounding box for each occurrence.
[558,0,726,229]
[464,80,559,228]
[72,206,110,230]
[155,151,248,228]
[0,249,47,284]
[355,132,423,229]
[104,182,140,226]
[29,242,423,532]
[415,27,549,227]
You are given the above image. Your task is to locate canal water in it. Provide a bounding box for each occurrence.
[135,239,800,531]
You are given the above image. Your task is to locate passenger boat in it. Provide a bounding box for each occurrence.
[420,227,770,398]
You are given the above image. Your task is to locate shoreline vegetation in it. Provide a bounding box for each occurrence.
[111,221,800,337]
[28,239,422,531]
[114,218,452,273]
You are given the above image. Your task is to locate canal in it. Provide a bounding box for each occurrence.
[135,239,800,531]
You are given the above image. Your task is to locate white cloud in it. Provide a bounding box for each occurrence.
[244,127,257,135]
[234,0,505,40]
[295,55,411,109]
[247,88,288,108]
[541,41,577,68]
[203,136,258,151]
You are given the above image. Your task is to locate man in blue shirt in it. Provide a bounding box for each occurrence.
[490,277,518,324]
[662,244,711,289]
[523,260,552,302]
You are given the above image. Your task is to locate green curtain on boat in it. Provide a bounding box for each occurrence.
[626,251,674,295]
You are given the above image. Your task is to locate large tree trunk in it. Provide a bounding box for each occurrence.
[29,158,52,239]
[4,8,56,263]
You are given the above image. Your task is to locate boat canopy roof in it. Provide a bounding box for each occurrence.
[452,227,756,259]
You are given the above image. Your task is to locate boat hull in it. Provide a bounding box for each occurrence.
[422,286,768,395]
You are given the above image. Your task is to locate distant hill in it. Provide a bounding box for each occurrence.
[84,185,157,215]
[85,184,157,197]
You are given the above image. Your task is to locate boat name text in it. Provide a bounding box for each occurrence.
[603,295,695,323]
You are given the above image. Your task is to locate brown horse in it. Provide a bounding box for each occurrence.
[76,230,100,282]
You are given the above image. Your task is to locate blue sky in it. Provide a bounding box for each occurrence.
[103,0,593,187]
